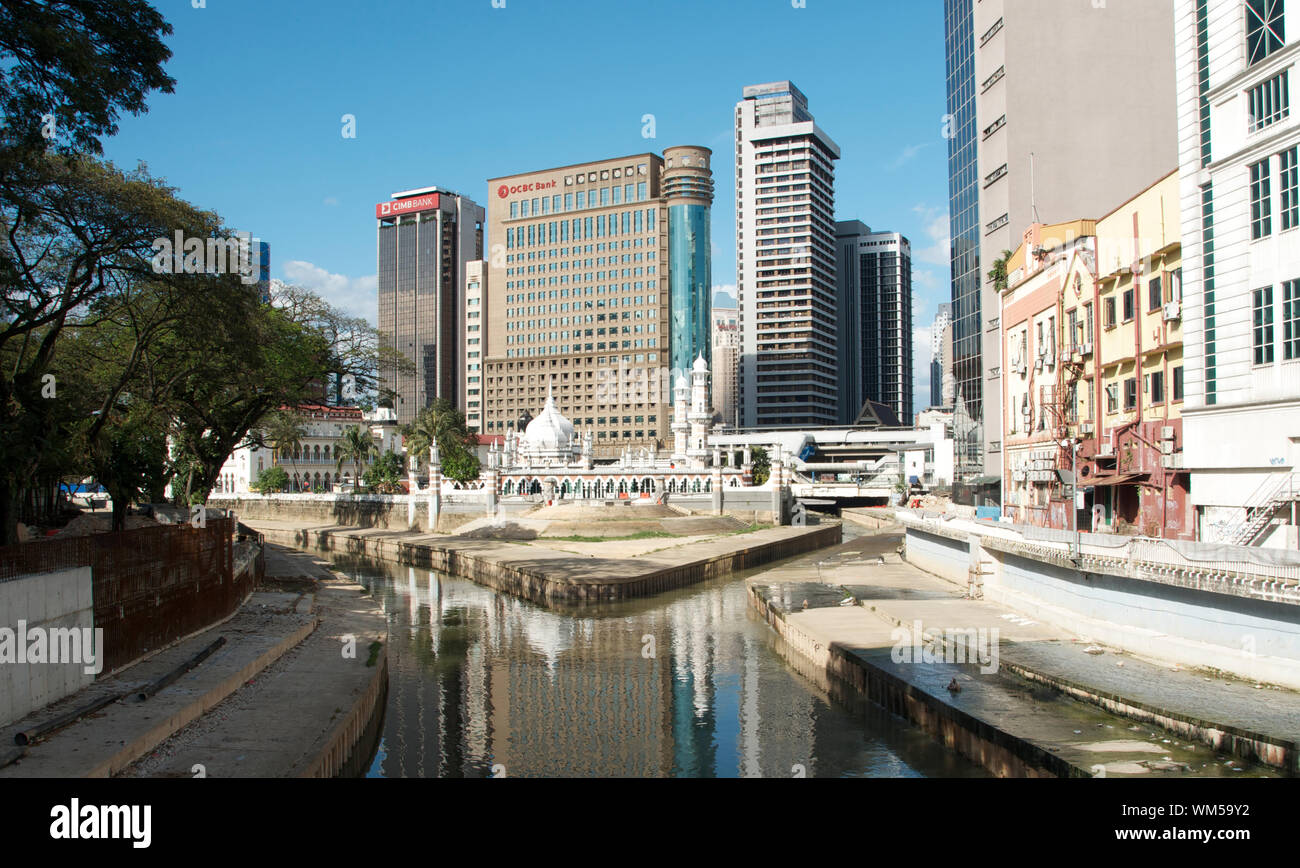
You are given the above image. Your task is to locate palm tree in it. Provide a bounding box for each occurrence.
[988,249,1016,293]
[335,425,377,489]
[264,409,306,491]
[401,399,466,472]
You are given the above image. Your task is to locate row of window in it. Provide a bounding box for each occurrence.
[509,182,650,220]
[1101,270,1183,328]
[506,209,658,247]
[1252,279,1300,364]
[1103,368,1185,413]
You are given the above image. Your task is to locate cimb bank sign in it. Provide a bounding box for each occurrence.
[376,192,440,219]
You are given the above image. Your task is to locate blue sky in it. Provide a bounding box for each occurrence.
[104,0,952,403]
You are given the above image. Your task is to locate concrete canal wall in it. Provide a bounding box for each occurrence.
[255,523,840,606]
[747,584,1085,778]
[901,515,1300,690]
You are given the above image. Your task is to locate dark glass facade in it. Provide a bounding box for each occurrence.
[945,0,983,477]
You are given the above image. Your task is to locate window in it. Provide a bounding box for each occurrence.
[1248,72,1289,133]
[1150,371,1165,404]
[1148,277,1163,312]
[1084,303,1094,343]
[1122,289,1134,322]
[1168,268,1182,303]
[1104,297,1116,329]
[1106,382,1119,414]
[1254,285,1275,365]
[1251,158,1273,239]
[1124,378,1137,411]
[1247,0,1285,66]
[1284,148,1300,231]
[1174,366,1184,402]
[1285,279,1300,360]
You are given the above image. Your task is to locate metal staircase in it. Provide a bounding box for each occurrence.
[1229,472,1300,546]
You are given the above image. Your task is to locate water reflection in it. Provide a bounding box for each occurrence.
[322,551,986,778]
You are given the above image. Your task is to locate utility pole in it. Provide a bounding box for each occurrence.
[1058,437,1082,563]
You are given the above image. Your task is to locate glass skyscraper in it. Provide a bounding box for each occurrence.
[944,0,982,479]
[663,146,715,394]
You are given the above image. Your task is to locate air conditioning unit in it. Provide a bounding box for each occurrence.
[1060,349,1073,363]
[1081,342,1094,356]
[1035,358,1043,371]
[1099,442,1114,457]
[1164,302,1181,321]
[1081,422,1095,435]
[1161,426,1175,440]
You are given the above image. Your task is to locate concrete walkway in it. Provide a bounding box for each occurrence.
[121,546,387,778]
[748,528,1297,776]
[1,545,385,778]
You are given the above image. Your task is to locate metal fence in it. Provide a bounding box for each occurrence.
[0,518,252,674]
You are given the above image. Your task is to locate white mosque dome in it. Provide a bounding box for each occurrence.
[693,355,709,373]
[523,387,575,454]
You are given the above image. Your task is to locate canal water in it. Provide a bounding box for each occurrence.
[319,546,989,778]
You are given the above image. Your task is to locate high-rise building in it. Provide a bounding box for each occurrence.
[482,151,709,456]
[1175,0,1300,546]
[735,81,841,429]
[931,303,953,409]
[463,260,488,434]
[376,188,485,427]
[945,0,1178,491]
[664,145,715,389]
[712,320,740,428]
[834,221,914,425]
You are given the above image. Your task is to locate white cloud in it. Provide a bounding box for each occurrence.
[281,260,377,324]
[890,142,931,170]
[322,196,340,207]
[914,269,940,291]
[911,204,951,268]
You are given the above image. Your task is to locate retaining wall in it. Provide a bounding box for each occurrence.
[0,567,95,729]
[903,523,1300,689]
[259,523,840,606]
[747,585,1085,778]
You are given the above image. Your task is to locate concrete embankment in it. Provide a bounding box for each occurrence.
[747,529,1295,777]
[247,519,841,606]
[748,583,1084,778]
[2,546,387,779]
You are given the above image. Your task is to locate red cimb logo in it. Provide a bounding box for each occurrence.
[498,185,509,199]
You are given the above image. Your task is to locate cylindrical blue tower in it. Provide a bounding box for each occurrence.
[664,146,714,401]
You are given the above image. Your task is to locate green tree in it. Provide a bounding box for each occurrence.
[87,405,167,531]
[362,450,404,493]
[0,0,175,156]
[751,447,771,486]
[251,465,288,494]
[0,155,229,542]
[402,399,480,484]
[335,425,377,488]
[262,408,306,483]
[269,284,415,407]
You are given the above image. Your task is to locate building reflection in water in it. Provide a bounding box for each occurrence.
[325,554,984,779]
